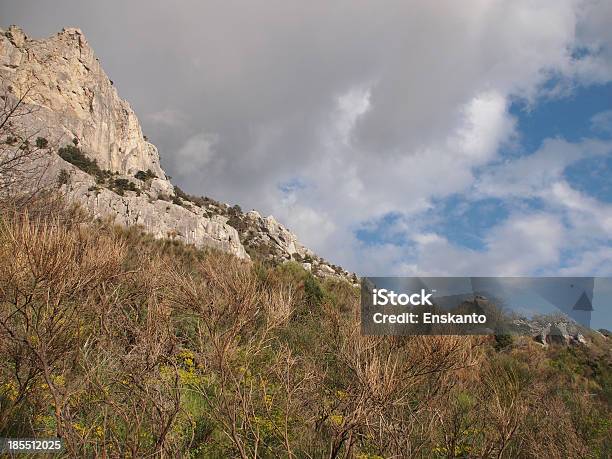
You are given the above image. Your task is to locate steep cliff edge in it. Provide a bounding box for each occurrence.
[0,24,248,259]
[0,25,164,177]
[0,25,355,283]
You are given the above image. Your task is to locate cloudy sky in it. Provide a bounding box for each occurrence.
[2,0,612,277]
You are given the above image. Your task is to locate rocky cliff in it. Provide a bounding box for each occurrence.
[0,25,164,177]
[0,25,355,283]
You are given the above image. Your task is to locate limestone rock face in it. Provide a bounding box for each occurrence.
[245,212,312,259]
[0,25,164,178]
[0,25,249,260]
[225,207,358,284]
[48,156,248,259]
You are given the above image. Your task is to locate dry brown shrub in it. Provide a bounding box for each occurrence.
[0,211,125,444]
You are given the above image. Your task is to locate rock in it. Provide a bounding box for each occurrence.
[6,25,27,48]
[548,323,571,345]
[245,210,261,220]
[53,158,248,259]
[222,205,358,283]
[572,333,588,345]
[316,264,336,276]
[534,324,551,346]
[149,178,175,199]
[0,26,250,260]
[0,26,165,178]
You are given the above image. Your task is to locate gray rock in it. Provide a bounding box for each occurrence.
[548,323,571,345]
[534,324,551,346]
[0,26,165,178]
[573,333,588,345]
[149,178,175,199]
[228,208,358,283]
[1,26,251,260]
[53,158,248,259]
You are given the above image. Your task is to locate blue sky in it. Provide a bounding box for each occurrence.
[376,82,612,256]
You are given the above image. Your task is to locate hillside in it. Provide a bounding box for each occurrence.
[0,202,610,457]
[0,25,355,283]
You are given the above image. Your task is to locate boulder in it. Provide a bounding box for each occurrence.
[548,323,571,345]
[572,334,588,345]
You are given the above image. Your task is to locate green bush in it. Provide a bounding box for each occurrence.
[494,333,514,351]
[111,178,139,196]
[135,169,157,181]
[58,145,110,181]
[57,169,70,186]
[35,137,48,148]
[304,274,324,308]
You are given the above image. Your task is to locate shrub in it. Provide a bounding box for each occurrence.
[304,274,324,308]
[111,178,139,196]
[135,169,157,181]
[172,186,220,209]
[35,137,48,148]
[58,145,110,181]
[57,169,70,186]
[494,333,514,351]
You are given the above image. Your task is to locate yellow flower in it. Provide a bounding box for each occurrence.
[335,390,348,400]
[1,382,18,401]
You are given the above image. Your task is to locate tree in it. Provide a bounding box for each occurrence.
[0,80,53,208]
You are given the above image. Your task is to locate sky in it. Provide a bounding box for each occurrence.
[2,0,612,278]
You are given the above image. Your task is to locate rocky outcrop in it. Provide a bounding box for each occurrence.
[0,25,249,259]
[0,25,164,177]
[189,205,358,283]
[165,193,358,283]
[48,156,248,258]
[510,317,590,346]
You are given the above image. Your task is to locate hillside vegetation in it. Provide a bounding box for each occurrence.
[0,198,610,458]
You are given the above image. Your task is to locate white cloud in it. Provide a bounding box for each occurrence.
[172,132,219,178]
[362,213,565,277]
[146,109,186,127]
[453,91,516,163]
[542,181,612,254]
[474,138,612,198]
